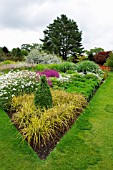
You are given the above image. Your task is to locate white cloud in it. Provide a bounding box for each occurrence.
[0,0,113,51]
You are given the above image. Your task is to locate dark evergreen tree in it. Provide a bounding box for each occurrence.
[40,14,84,60]
[2,46,9,54]
[34,75,52,109]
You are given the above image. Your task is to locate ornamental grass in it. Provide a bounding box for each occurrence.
[11,89,87,147]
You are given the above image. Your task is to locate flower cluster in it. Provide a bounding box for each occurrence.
[0,70,38,111]
[99,65,111,71]
[36,69,60,87]
[36,69,60,78]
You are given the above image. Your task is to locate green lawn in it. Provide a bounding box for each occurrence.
[1,72,113,170]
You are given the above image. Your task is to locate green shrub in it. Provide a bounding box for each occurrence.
[77,60,101,74]
[11,90,87,147]
[0,60,16,65]
[57,75,100,100]
[34,75,52,109]
[35,62,77,72]
[105,52,113,71]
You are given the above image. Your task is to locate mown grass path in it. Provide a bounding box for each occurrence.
[0,72,113,170]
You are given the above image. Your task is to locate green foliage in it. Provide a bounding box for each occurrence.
[21,43,42,52]
[41,14,84,60]
[77,60,102,74]
[11,90,87,147]
[11,47,24,61]
[35,62,77,72]
[85,47,104,61]
[34,75,52,109]
[0,60,16,65]
[68,54,88,63]
[56,74,100,100]
[26,49,62,64]
[105,52,113,70]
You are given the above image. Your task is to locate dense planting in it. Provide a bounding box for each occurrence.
[0,59,107,160]
[35,62,77,72]
[0,70,37,111]
[52,73,101,100]
[11,90,87,148]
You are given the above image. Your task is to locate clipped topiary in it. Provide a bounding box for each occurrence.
[34,75,52,109]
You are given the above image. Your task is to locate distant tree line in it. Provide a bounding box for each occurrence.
[0,43,42,62]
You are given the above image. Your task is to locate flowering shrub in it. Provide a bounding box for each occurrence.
[94,51,110,65]
[99,65,110,71]
[36,69,60,87]
[25,49,62,64]
[36,69,59,78]
[0,70,38,111]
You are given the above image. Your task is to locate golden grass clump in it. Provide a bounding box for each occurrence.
[11,89,87,147]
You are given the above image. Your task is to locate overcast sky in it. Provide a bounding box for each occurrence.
[0,0,113,51]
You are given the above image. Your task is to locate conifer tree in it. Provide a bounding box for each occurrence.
[41,14,84,60]
[34,75,52,109]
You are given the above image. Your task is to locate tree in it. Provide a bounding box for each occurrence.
[85,47,104,61]
[11,48,23,61]
[21,44,33,52]
[34,75,52,109]
[94,51,110,65]
[2,46,9,54]
[40,14,84,60]
[21,43,42,52]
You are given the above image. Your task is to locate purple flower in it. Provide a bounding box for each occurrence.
[47,79,52,87]
[36,69,59,78]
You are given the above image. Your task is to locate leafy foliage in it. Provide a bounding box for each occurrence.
[11,48,24,61]
[35,62,77,72]
[85,47,104,61]
[105,52,113,70]
[76,60,102,74]
[25,49,62,64]
[52,73,101,100]
[34,75,52,109]
[94,51,110,65]
[41,14,84,60]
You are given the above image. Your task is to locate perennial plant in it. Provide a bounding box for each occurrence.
[0,70,38,110]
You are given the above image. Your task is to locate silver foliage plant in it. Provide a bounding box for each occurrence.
[25,49,62,64]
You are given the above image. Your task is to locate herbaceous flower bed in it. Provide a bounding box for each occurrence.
[0,61,105,159]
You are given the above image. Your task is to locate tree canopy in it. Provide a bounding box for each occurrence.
[40,14,84,60]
